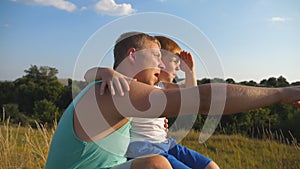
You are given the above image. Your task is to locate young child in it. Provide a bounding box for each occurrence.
[125,36,218,169]
[84,35,219,169]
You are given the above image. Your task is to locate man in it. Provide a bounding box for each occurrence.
[46,32,173,169]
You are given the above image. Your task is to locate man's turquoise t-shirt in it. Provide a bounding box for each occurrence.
[46,81,131,169]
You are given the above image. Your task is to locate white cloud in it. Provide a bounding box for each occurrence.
[10,0,77,12]
[270,17,289,22]
[94,0,136,16]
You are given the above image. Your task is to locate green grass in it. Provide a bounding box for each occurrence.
[1,121,299,169]
[171,130,300,169]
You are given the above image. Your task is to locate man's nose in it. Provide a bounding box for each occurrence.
[158,59,166,69]
[175,64,180,71]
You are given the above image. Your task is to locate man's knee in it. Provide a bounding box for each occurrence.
[131,154,172,169]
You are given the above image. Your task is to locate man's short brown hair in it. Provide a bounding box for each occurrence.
[113,32,160,69]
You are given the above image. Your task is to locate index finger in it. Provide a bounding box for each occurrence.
[120,77,130,92]
[113,78,124,96]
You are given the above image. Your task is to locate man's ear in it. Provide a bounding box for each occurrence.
[127,48,136,63]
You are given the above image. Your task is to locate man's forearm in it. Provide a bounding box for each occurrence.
[170,83,283,116]
[222,84,281,114]
[108,81,299,118]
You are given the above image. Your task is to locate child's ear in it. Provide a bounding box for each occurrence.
[127,48,136,63]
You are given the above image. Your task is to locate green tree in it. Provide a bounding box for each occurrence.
[33,99,59,124]
[248,108,278,130]
[239,80,258,86]
[56,86,72,113]
[266,77,277,87]
[276,76,289,87]
[285,109,300,141]
[259,76,289,87]
[2,104,31,125]
[291,81,300,86]
[225,78,235,84]
[14,65,65,116]
[211,78,225,83]
[0,81,15,107]
[197,78,211,85]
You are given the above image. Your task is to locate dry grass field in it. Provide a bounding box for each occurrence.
[1,120,299,169]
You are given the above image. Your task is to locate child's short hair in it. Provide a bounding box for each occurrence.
[154,36,181,55]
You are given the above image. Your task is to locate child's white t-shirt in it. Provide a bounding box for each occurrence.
[129,81,167,143]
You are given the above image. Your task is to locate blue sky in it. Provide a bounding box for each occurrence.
[1,0,299,83]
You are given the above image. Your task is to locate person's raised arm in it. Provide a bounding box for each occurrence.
[179,50,197,88]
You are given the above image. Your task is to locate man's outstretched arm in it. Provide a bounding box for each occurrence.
[116,81,300,117]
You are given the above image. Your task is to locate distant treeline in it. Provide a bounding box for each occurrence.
[1,65,300,141]
[0,65,88,126]
[171,76,300,142]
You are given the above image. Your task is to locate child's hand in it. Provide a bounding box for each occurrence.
[100,69,136,96]
[164,117,169,132]
[179,50,194,73]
